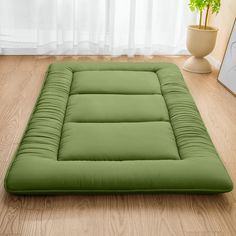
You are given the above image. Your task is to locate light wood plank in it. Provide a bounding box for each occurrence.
[0,55,235,236]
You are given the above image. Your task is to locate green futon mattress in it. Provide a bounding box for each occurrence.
[4,62,233,194]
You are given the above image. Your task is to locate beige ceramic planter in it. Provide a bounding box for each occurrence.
[183,25,218,73]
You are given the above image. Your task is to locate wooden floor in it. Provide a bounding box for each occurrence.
[0,55,236,236]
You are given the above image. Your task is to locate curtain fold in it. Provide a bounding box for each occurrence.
[0,0,197,55]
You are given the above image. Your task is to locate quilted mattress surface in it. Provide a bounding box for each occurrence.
[5,62,233,194]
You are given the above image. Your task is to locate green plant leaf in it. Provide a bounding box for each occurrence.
[188,0,221,29]
[211,0,221,14]
[188,0,220,13]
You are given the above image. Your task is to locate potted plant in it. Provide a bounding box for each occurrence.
[183,0,221,73]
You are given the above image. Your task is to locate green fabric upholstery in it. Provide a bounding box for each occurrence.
[4,62,233,194]
[66,95,169,122]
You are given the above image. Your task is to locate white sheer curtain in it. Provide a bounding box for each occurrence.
[0,0,197,55]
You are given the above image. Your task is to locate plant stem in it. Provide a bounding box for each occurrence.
[199,10,202,29]
[205,5,210,29]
